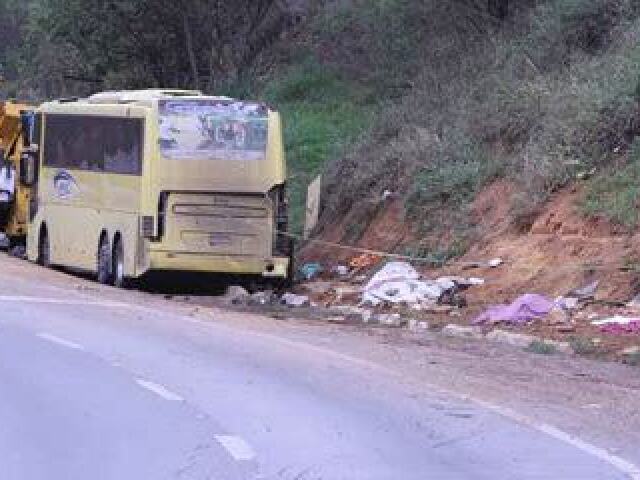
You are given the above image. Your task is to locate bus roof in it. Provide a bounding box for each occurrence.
[40,89,239,110]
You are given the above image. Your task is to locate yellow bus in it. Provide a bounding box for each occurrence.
[23,89,292,286]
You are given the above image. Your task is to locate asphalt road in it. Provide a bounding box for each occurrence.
[0,261,631,479]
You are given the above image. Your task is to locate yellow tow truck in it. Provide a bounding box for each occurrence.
[0,101,35,249]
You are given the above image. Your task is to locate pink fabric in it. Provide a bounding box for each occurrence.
[473,294,554,325]
[600,321,640,335]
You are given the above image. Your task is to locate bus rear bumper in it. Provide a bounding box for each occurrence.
[148,251,290,278]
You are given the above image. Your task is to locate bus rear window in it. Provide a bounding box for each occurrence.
[158,99,268,161]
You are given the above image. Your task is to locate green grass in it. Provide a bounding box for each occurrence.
[624,351,640,366]
[568,336,600,355]
[525,340,557,355]
[263,62,374,235]
[581,140,640,228]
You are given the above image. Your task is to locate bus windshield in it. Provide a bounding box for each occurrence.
[158,99,269,161]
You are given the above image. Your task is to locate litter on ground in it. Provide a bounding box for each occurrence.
[591,315,640,326]
[349,253,381,269]
[299,263,323,280]
[473,294,554,325]
[361,262,443,307]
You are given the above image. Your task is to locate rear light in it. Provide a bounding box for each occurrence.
[268,184,292,256]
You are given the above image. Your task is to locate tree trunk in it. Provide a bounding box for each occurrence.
[488,0,508,19]
[182,10,200,90]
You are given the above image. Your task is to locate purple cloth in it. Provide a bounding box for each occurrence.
[473,294,554,325]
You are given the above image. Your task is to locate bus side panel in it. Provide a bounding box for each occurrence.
[36,168,142,272]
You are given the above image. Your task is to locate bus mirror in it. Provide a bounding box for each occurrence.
[19,153,37,187]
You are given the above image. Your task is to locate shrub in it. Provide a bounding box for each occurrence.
[525,340,557,355]
[581,139,640,228]
[569,336,600,355]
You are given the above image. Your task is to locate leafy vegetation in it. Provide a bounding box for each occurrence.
[525,340,557,355]
[568,336,600,356]
[582,157,640,229]
[4,0,640,243]
[263,62,374,233]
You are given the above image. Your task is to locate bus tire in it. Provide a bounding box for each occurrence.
[97,235,111,284]
[37,227,51,268]
[112,238,127,288]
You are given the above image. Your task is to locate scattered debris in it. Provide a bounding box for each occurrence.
[473,294,554,325]
[438,290,467,308]
[373,313,405,327]
[408,319,429,331]
[591,315,640,326]
[463,258,503,269]
[248,290,276,306]
[435,277,456,291]
[362,262,443,307]
[568,280,599,300]
[546,307,570,325]
[556,324,576,333]
[299,281,333,296]
[555,296,580,311]
[331,305,373,323]
[442,324,484,339]
[421,305,456,314]
[349,253,380,269]
[620,345,640,356]
[223,285,250,306]
[382,189,394,200]
[627,294,640,309]
[332,265,349,277]
[488,258,503,268]
[281,292,310,308]
[299,262,323,281]
[599,321,640,335]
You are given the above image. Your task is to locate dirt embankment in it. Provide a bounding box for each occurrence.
[299,180,640,361]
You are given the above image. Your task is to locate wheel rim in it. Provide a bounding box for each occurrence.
[97,240,110,284]
[116,251,124,283]
[114,242,124,286]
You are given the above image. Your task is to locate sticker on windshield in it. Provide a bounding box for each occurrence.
[158,99,268,161]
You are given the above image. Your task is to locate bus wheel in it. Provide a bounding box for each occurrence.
[37,228,51,268]
[97,236,111,284]
[112,238,127,288]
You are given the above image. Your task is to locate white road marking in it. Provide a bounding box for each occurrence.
[0,295,128,309]
[135,379,184,402]
[11,283,638,478]
[214,435,256,461]
[181,314,640,480]
[36,332,85,351]
[472,400,640,480]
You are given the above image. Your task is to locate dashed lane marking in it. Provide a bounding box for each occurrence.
[135,379,184,402]
[0,295,128,308]
[214,435,256,461]
[36,332,85,351]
